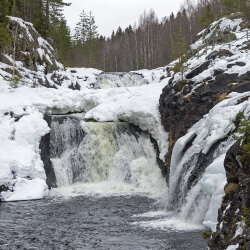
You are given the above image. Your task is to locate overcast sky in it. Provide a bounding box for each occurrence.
[63,0,185,37]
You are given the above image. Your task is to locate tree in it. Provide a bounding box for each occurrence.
[32,0,46,37]
[0,0,12,50]
[52,16,72,66]
[0,0,10,23]
[72,10,99,67]
[199,3,215,27]
[45,0,71,37]
[171,28,189,81]
[223,0,250,19]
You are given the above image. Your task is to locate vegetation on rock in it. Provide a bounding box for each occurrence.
[0,0,12,50]
[233,112,250,164]
[171,28,189,81]
[199,3,215,27]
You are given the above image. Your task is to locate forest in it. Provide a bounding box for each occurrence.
[0,0,250,72]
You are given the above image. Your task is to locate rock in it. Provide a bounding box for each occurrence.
[213,69,225,76]
[227,62,246,68]
[6,18,62,73]
[232,81,250,93]
[39,115,57,189]
[209,138,250,249]
[69,81,81,91]
[159,70,243,179]
[206,49,234,60]
[186,61,210,79]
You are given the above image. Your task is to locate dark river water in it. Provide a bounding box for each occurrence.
[0,195,208,250]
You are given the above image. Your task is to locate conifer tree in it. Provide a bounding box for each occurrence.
[32,0,46,37]
[73,10,99,67]
[52,16,72,66]
[171,28,189,81]
[223,0,250,19]
[45,0,71,37]
[0,0,12,50]
[199,3,215,27]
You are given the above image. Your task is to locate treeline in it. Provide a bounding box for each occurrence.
[0,0,72,64]
[93,0,250,71]
[0,0,249,71]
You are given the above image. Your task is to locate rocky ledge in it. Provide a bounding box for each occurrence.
[208,139,250,249]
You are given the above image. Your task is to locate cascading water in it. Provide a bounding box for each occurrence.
[168,134,234,226]
[48,115,167,196]
[96,72,148,88]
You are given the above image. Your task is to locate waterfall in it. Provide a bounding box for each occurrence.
[48,115,166,195]
[96,72,148,88]
[167,131,234,226]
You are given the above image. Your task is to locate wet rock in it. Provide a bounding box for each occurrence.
[39,115,57,189]
[208,139,250,249]
[159,71,244,179]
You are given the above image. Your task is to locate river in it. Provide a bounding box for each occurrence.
[0,194,207,250]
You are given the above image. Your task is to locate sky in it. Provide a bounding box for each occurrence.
[63,0,185,37]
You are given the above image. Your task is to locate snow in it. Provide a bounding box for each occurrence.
[226,244,239,250]
[3,177,48,201]
[0,15,249,247]
[168,90,250,232]
[192,92,250,231]
[233,222,244,239]
[0,67,170,201]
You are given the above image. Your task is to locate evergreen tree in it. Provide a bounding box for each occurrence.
[199,4,215,27]
[171,28,189,81]
[45,0,71,37]
[73,10,89,42]
[10,0,20,17]
[73,10,99,67]
[32,0,46,37]
[223,0,250,19]
[0,0,12,50]
[0,0,10,23]
[52,16,72,66]
[116,27,123,37]
[125,25,133,35]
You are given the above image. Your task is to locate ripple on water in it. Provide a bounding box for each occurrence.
[0,195,208,250]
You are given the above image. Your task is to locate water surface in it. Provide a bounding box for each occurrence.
[0,195,207,249]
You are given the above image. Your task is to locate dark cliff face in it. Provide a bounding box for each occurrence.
[208,141,250,250]
[39,115,57,189]
[159,50,250,180]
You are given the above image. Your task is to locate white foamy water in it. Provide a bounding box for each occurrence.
[49,117,167,199]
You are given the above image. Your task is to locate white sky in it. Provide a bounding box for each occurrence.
[63,0,185,37]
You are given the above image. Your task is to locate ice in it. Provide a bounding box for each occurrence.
[83,80,170,159]
[168,91,250,231]
[226,244,239,250]
[233,222,244,239]
[1,177,48,201]
[0,67,170,201]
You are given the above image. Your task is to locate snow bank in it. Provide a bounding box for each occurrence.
[0,64,170,201]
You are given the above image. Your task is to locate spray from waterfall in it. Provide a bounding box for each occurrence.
[49,115,167,197]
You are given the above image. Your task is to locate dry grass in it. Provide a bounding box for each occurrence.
[224,183,239,194]
[218,92,228,102]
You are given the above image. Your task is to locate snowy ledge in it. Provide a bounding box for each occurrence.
[0,72,170,201]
